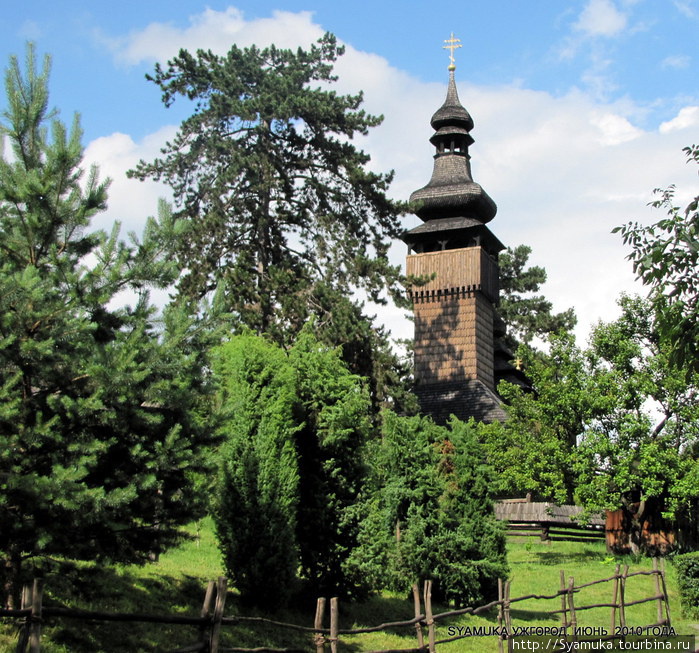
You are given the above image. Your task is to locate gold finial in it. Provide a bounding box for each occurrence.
[443,32,462,71]
[514,357,523,371]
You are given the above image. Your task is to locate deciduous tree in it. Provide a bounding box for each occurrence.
[487,296,699,552]
[615,144,699,378]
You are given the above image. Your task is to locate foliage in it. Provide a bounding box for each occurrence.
[302,285,418,417]
[573,296,699,533]
[0,46,214,607]
[211,335,299,607]
[484,333,595,503]
[490,296,699,551]
[673,551,699,617]
[211,329,372,605]
[614,144,699,378]
[498,244,576,348]
[128,33,406,338]
[350,412,508,605]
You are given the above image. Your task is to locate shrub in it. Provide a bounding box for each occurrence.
[350,413,508,605]
[211,330,371,606]
[673,552,699,617]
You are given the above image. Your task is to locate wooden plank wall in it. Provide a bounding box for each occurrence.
[407,247,499,302]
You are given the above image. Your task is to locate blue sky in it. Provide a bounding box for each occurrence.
[2,1,698,343]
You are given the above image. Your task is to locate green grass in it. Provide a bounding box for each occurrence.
[2,528,698,652]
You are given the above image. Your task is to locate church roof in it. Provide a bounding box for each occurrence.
[415,379,507,425]
[430,73,474,132]
[409,69,497,225]
[403,218,505,253]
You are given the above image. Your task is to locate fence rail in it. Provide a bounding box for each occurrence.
[4,560,672,652]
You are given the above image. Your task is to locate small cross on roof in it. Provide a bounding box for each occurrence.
[443,32,462,71]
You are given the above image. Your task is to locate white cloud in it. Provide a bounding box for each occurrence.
[99,7,324,66]
[673,0,697,18]
[591,112,642,144]
[83,127,177,237]
[659,106,699,133]
[661,55,691,70]
[90,7,698,346]
[574,0,628,37]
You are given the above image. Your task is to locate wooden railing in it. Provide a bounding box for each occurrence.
[3,561,674,652]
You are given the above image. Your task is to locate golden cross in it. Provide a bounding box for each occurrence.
[443,32,462,70]
[514,357,523,371]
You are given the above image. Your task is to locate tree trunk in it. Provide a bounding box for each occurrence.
[2,547,23,609]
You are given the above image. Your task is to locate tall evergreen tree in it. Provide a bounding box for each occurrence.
[128,33,406,341]
[0,46,214,607]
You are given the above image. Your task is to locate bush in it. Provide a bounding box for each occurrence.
[350,413,508,606]
[211,330,372,606]
[673,552,699,617]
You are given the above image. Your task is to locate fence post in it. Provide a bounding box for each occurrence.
[329,597,339,653]
[567,577,576,646]
[504,581,512,653]
[619,565,628,632]
[28,579,43,653]
[314,597,326,653]
[658,558,672,626]
[559,570,568,636]
[497,579,505,653]
[197,580,216,649]
[209,577,227,653]
[610,563,620,636]
[412,584,425,651]
[423,580,436,653]
[15,583,33,653]
[652,558,664,624]
[540,524,550,541]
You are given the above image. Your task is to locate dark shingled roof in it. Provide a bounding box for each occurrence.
[414,379,507,425]
[495,502,606,528]
[409,70,496,225]
[430,72,474,131]
[402,218,505,254]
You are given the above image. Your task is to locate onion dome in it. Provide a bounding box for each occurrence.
[409,69,497,225]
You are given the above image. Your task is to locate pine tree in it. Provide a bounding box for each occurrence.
[128,33,406,340]
[0,46,214,607]
[128,34,414,410]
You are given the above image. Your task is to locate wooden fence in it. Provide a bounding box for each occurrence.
[2,560,674,652]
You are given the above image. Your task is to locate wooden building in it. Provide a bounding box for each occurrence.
[404,49,524,423]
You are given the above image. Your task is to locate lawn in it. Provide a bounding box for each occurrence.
[2,523,698,652]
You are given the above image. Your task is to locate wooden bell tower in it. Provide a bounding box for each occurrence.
[404,35,507,423]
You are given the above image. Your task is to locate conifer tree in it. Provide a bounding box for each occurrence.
[498,244,576,348]
[212,335,300,607]
[350,412,508,605]
[212,330,372,605]
[128,34,413,408]
[0,46,213,607]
